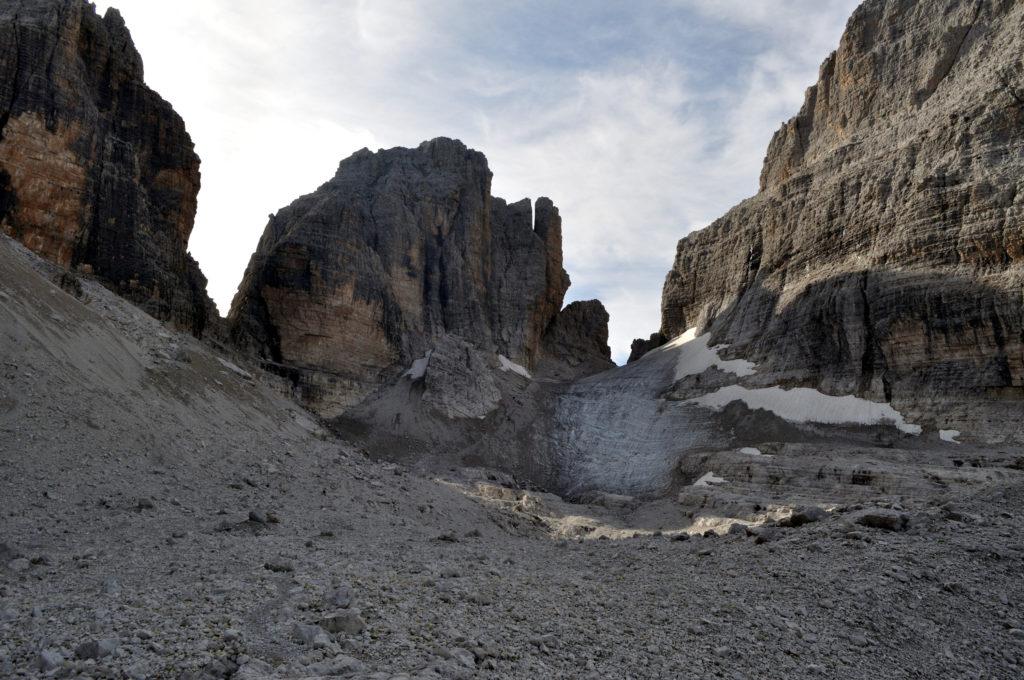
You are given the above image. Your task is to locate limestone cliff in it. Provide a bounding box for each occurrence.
[228,138,610,416]
[540,300,614,380]
[655,0,1024,434]
[0,0,214,335]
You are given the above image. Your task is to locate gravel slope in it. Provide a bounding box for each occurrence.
[2,235,1023,679]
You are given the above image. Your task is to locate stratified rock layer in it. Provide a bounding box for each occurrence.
[0,0,214,335]
[228,138,605,415]
[658,0,1024,438]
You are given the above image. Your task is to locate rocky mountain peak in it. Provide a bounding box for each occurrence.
[99,6,144,80]
[0,0,215,335]
[228,140,610,416]
[759,0,1017,193]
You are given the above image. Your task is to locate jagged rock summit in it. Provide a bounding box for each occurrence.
[647,0,1024,442]
[228,137,612,417]
[0,0,215,335]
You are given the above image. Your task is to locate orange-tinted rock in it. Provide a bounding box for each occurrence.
[540,300,614,380]
[0,1,214,335]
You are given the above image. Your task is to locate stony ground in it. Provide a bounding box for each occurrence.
[2,235,1024,679]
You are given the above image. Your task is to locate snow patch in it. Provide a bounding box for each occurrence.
[939,429,961,444]
[739,447,768,457]
[217,357,253,380]
[692,472,726,487]
[498,354,531,379]
[687,385,922,435]
[661,327,757,381]
[404,351,432,380]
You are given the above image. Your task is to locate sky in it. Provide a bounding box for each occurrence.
[94,0,860,364]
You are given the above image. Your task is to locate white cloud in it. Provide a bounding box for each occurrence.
[94,0,859,362]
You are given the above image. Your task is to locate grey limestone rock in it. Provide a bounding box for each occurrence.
[35,649,63,672]
[655,0,1024,440]
[852,508,911,531]
[320,610,365,635]
[74,637,119,660]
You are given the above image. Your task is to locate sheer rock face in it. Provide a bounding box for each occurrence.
[228,138,605,416]
[627,332,666,364]
[540,300,615,380]
[0,0,214,335]
[658,0,1024,435]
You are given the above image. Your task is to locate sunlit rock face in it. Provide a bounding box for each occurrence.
[654,0,1024,442]
[0,0,215,335]
[228,138,610,416]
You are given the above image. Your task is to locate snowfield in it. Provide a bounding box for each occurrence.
[687,385,923,435]
[660,328,757,381]
[404,351,433,380]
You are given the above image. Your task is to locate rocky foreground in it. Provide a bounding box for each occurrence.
[2,0,1024,677]
[3,235,1024,680]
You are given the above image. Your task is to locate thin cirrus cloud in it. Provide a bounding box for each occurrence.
[94,0,860,363]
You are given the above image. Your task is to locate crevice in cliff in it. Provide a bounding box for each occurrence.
[857,273,874,389]
[41,1,70,133]
[0,7,24,141]
[0,169,16,224]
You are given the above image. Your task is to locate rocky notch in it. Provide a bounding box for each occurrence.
[0,0,215,335]
[228,137,612,417]
[649,0,1024,442]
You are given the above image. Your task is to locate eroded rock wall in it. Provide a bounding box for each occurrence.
[228,138,607,416]
[657,0,1024,437]
[0,0,214,335]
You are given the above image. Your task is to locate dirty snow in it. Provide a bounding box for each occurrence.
[404,351,432,380]
[687,385,923,435]
[693,472,726,487]
[940,429,961,444]
[659,327,757,382]
[217,357,253,380]
[498,354,531,379]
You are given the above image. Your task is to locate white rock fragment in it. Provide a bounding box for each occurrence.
[217,357,253,380]
[693,472,726,487]
[939,429,961,444]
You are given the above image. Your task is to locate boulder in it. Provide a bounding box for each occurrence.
[852,508,910,532]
